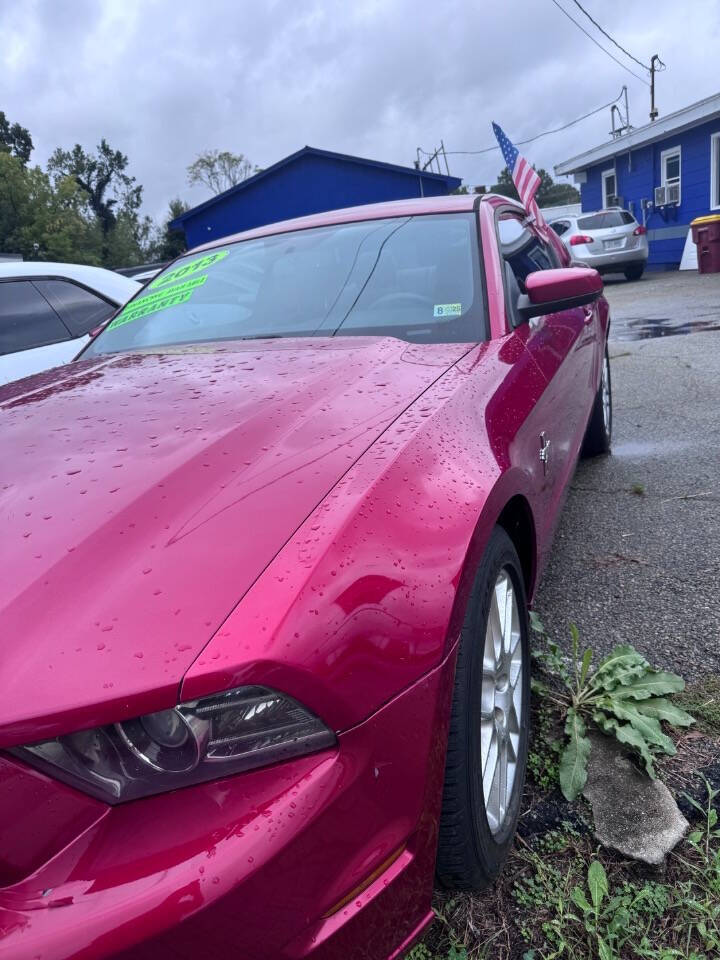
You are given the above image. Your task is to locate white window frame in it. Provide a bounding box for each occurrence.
[601,168,616,208]
[711,133,720,210]
[660,145,682,203]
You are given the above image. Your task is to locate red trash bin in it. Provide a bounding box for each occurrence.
[690,214,720,274]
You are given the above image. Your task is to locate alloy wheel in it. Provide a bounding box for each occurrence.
[480,570,523,835]
[602,353,611,435]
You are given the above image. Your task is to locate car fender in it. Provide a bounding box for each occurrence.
[181,340,544,734]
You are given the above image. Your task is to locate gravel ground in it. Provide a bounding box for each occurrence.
[534,271,720,679]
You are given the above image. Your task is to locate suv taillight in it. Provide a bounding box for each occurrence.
[633,225,647,236]
[569,234,594,246]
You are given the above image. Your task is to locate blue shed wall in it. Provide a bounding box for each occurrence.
[181,155,451,248]
[578,117,720,267]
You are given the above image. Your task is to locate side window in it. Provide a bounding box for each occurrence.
[497,214,561,327]
[551,220,570,236]
[602,169,617,208]
[661,147,681,201]
[0,281,71,356]
[33,279,115,337]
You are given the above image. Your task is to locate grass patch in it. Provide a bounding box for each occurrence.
[675,679,720,737]
[526,696,562,793]
[412,629,720,960]
[416,782,720,959]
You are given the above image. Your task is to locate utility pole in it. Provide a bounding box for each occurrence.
[623,85,630,130]
[649,54,661,121]
[420,144,450,176]
[439,140,450,176]
[610,85,632,138]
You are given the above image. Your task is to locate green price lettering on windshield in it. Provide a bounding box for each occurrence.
[107,274,207,330]
[150,249,229,290]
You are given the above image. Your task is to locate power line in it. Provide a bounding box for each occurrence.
[548,0,650,86]
[570,0,650,71]
[421,89,624,159]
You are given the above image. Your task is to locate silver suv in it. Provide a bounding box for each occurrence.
[549,208,649,281]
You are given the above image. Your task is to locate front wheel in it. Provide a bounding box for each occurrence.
[581,345,612,457]
[436,527,530,890]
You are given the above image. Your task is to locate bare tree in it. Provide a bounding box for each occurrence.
[187,150,256,195]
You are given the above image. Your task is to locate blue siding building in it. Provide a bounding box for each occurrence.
[171,146,461,249]
[556,93,720,268]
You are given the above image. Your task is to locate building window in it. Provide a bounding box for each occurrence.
[601,168,616,208]
[660,146,681,203]
[711,133,720,210]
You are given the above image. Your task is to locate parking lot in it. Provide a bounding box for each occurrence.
[535,270,720,679]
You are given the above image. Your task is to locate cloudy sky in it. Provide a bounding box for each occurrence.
[2,0,719,222]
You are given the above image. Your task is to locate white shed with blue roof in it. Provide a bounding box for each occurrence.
[555,92,720,269]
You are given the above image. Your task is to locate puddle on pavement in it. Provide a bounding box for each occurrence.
[611,316,720,341]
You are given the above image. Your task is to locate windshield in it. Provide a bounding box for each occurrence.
[85,213,485,356]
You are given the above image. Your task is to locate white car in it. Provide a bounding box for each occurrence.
[0,262,140,385]
[549,208,649,281]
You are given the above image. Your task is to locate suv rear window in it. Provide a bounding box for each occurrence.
[577,211,635,230]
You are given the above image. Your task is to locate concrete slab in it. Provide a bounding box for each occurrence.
[584,733,688,865]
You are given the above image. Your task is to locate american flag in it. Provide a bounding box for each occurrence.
[492,122,548,237]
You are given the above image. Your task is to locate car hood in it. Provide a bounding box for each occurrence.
[0,337,469,743]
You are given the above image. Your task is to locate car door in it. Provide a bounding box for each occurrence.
[0,280,79,386]
[495,209,600,557]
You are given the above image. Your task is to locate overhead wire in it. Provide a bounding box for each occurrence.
[548,0,650,86]
[570,0,651,71]
[418,89,625,160]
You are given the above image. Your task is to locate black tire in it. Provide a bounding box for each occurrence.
[436,526,530,890]
[624,264,644,281]
[581,344,612,458]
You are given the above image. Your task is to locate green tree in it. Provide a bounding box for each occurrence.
[47,138,143,263]
[105,211,155,268]
[0,153,101,262]
[187,150,256,195]
[536,171,581,206]
[490,166,580,206]
[0,111,33,164]
[151,198,188,261]
[491,166,519,200]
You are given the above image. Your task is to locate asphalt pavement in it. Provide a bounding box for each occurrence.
[534,270,720,679]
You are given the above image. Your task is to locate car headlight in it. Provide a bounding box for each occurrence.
[10,686,336,803]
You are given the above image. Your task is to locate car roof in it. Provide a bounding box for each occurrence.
[188,193,521,256]
[550,208,636,224]
[0,261,141,304]
[571,208,633,218]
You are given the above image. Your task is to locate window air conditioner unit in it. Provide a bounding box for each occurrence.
[654,185,679,206]
[606,195,623,208]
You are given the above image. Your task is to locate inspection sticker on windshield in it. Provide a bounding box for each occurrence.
[107,274,208,330]
[434,303,462,317]
[150,249,230,290]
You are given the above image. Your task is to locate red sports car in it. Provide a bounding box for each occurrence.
[0,194,611,960]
